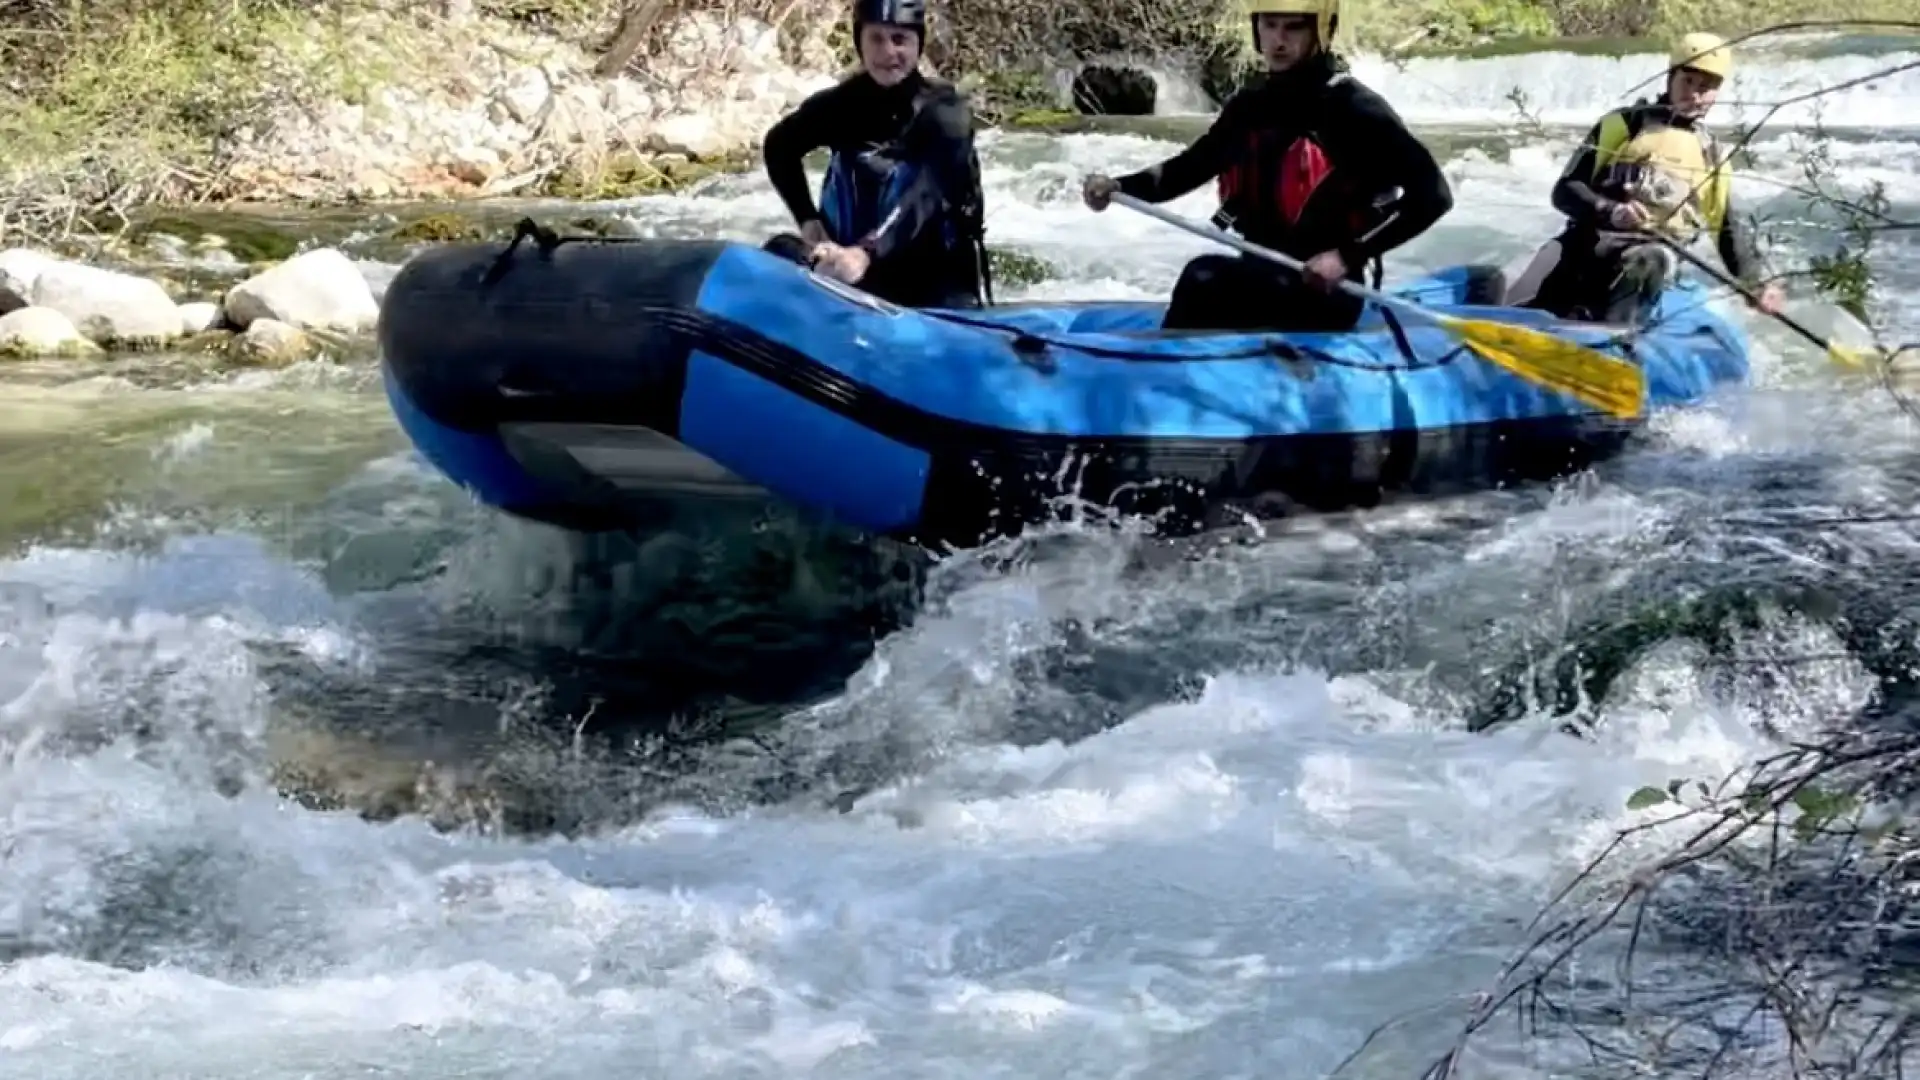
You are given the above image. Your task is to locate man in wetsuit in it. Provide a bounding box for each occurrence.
[1528,32,1786,326]
[759,0,989,310]
[1079,0,1453,333]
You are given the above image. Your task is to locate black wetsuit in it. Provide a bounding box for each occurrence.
[762,70,988,310]
[1532,96,1764,325]
[1114,52,1454,333]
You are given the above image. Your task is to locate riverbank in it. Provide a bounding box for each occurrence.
[2,0,849,361]
[3,0,1909,364]
[4,0,845,218]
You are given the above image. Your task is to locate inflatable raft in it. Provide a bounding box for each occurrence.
[377,228,1750,548]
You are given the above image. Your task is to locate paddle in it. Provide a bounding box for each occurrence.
[1109,193,1648,421]
[1637,230,1889,371]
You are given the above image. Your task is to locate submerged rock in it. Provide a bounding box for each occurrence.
[227,318,317,367]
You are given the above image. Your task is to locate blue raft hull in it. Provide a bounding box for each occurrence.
[377,237,1750,548]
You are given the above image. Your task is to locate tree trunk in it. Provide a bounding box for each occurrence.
[594,0,671,79]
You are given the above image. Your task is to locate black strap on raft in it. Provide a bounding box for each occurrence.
[924,307,1465,373]
[974,230,995,307]
[1375,299,1420,365]
[481,217,567,287]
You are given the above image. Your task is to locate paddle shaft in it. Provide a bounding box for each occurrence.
[1628,229,1845,356]
[1110,190,1655,418]
[1111,193,1414,318]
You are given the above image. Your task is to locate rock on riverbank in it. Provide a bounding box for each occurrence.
[220,5,844,202]
[0,244,384,365]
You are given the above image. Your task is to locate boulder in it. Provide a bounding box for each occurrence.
[544,82,611,145]
[0,248,59,314]
[664,11,731,71]
[649,113,732,159]
[1072,65,1157,116]
[178,302,223,336]
[728,16,782,75]
[223,248,379,333]
[15,260,182,346]
[357,260,400,305]
[603,79,654,123]
[0,307,102,359]
[227,319,316,367]
[445,145,501,186]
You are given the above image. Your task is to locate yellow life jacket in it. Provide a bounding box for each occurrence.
[1591,109,1730,243]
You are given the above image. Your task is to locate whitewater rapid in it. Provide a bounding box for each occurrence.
[1,40,1916,1078]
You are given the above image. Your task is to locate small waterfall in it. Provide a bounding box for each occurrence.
[1046,55,1228,117]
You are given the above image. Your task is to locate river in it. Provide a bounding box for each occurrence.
[1,36,1917,1079]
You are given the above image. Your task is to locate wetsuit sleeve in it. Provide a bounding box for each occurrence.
[865,86,977,264]
[762,83,845,229]
[1335,85,1454,266]
[1551,116,1618,225]
[1112,98,1240,203]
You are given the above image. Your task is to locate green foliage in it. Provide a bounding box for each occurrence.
[958,69,1060,127]
[126,213,303,263]
[1356,0,1920,48]
[1625,784,1671,811]
[1626,0,1917,37]
[1200,52,1266,106]
[935,0,1243,97]
[1399,0,1557,47]
[823,19,858,70]
[1803,178,1890,323]
[538,149,757,199]
[1,0,412,211]
[1788,784,1860,842]
[386,213,489,243]
[1779,127,1891,322]
[5,1,280,163]
[1807,248,1876,322]
[985,246,1056,287]
[1005,109,1081,130]
[1623,774,1868,845]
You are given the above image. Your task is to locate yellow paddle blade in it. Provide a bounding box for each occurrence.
[1776,296,1887,371]
[1434,313,1648,421]
[1827,341,1886,370]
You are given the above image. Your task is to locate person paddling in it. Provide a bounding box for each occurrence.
[758,0,991,309]
[1079,0,1454,333]
[1523,32,1786,326]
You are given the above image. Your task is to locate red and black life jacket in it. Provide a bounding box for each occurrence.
[1215,131,1377,234]
[1210,75,1391,283]
[1220,135,1331,221]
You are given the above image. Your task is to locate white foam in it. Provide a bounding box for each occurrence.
[1353,45,1920,130]
[1,40,1916,1079]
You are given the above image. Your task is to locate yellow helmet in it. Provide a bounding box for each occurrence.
[1245,0,1339,45]
[1670,32,1732,80]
